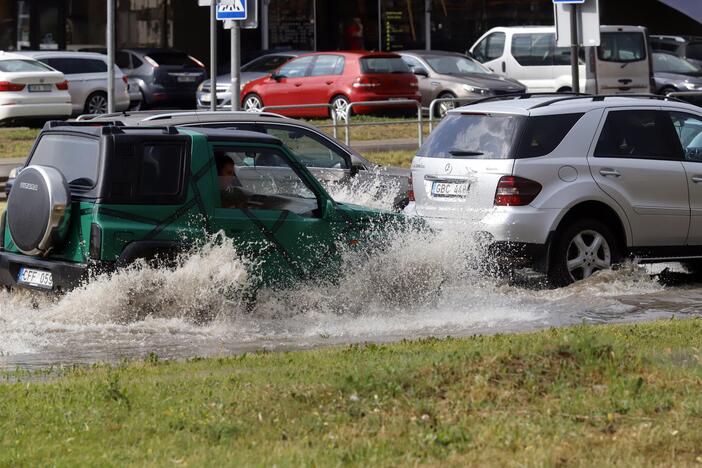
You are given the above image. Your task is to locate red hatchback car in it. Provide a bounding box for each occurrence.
[240,51,421,118]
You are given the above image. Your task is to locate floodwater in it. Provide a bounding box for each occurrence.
[1,181,701,370]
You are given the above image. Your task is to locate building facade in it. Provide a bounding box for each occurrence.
[0,0,700,67]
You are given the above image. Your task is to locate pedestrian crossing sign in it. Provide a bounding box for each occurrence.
[216,0,246,20]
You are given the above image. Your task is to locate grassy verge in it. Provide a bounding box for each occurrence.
[0,117,429,159]
[0,128,38,158]
[311,115,432,142]
[363,149,415,168]
[2,319,702,466]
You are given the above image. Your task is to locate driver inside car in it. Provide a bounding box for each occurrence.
[216,154,250,209]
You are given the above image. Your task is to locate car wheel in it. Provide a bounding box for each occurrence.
[84,91,108,115]
[330,95,351,122]
[436,92,457,118]
[548,218,619,286]
[557,87,572,93]
[243,93,263,112]
[660,86,677,97]
[131,90,145,111]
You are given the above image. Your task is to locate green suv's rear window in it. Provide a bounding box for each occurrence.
[30,134,100,188]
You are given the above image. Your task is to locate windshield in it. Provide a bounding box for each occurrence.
[598,32,646,63]
[653,53,700,74]
[30,135,100,188]
[417,113,524,159]
[360,57,410,74]
[0,59,53,73]
[425,55,490,75]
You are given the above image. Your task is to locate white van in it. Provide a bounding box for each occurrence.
[469,25,651,94]
[585,25,652,94]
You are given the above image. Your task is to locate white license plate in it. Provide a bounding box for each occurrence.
[18,267,53,289]
[177,76,196,82]
[28,84,52,92]
[432,181,470,197]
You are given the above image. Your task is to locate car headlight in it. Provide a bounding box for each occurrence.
[197,82,206,92]
[462,84,489,95]
[683,82,702,90]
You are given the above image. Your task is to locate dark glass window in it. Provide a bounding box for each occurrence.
[139,144,185,197]
[43,57,106,74]
[594,110,682,160]
[485,32,506,61]
[597,32,646,63]
[132,55,144,68]
[310,55,345,76]
[30,134,100,187]
[242,55,294,73]
[146,52,201,67]
[687,42,702,61]
[516,113,584,158]
[359,57,410,74]
[115,51,131,69]
[278,56,314,78]
[512,33,554,66]
[418,113,524,159]
[669,112,702,161]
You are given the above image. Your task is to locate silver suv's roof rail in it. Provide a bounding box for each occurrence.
[458,92,589,108]
[528,93,688,109]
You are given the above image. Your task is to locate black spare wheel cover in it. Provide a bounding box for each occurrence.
[7,165,71,256]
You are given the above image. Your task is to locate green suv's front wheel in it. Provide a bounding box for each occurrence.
[548,218,619,286]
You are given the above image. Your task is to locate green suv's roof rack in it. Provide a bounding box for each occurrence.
[43,120,179,135]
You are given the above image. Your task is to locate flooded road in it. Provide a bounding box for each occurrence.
[2,185,702,370]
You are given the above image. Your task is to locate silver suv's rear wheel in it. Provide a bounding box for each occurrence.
[548,219,619,286]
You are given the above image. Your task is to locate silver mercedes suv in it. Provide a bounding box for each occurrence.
[407,93,702,285]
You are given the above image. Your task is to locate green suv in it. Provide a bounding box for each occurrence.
[0,121,403,292]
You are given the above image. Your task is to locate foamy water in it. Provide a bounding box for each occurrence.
[1,181,700,369]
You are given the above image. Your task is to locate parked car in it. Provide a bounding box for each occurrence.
[81,47,207,109]
[652,52,702,104]
[406,93,702,285]
[0,51,72,125]
[76,109,411,210]
[398,50,525,117]
[240,51,421,119]
[650,35,702,68]
[197,51,308,109]
[18,51,130,115]
[0,121,407,292]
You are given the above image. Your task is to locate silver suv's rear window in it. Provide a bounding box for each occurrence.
[419,112,584,159]
[418,113,524,159]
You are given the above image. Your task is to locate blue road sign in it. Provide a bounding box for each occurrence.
[216,0,247,20]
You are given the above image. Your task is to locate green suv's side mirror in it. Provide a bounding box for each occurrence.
[321,198,336,220]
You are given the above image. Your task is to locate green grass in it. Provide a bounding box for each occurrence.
[308,115,432,142]
[2,319,702,466]
[364,149,416,168]
[0,128,38,159]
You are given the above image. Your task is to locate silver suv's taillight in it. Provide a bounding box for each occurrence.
[494,176,542,206]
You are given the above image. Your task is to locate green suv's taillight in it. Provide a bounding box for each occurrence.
[89,223,102,260]
[0,211,6,250]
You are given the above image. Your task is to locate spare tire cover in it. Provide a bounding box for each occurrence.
[7,165,71,256]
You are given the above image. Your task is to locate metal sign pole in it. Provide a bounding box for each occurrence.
[570,4,580,93]
[424,0,431,51]
[210,1,217,112]
[230,22,240,111]
[107,0,115,113]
